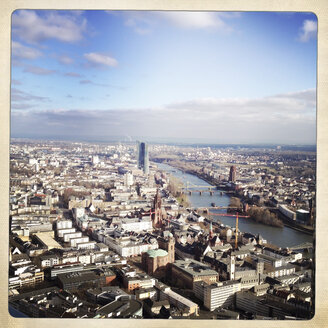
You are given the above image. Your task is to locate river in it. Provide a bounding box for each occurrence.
[156,162,313,248]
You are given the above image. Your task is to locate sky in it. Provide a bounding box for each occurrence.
[11,10,317,144]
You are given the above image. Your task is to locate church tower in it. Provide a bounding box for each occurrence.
[167,235,175,263]
[228,255,235,280]
[152,189,163,228]
[157,234,175,263]
[209,221,214,240]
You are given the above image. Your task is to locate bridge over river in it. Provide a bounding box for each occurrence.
[181,183,234,195]
[156,162,314,248]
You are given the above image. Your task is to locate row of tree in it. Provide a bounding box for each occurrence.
[247,206,283,228]
[167,176,190,207]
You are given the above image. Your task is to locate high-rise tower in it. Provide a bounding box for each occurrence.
[229,165,236,183]
[137,141,149,174]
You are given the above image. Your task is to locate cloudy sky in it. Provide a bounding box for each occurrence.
[11,10,317,144]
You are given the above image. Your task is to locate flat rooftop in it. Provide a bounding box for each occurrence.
[164,289,198,309]
[173,259,218,277]
[34,232,62,249]
[57,271,99,284]
[97,299,142,317]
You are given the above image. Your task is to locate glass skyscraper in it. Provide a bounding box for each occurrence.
[137,141,149,174]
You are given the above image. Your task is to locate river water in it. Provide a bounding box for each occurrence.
[156,162,313,248]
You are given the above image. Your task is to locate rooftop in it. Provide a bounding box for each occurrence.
[57,271,99,284]
[164,289,199,309]
[34,232,62,249]
[173,259,218,277]
[97,299,142,317]
[146,249,168,258]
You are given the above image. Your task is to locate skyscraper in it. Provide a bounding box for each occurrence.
[229,165,236,183]
[137,141,149,174]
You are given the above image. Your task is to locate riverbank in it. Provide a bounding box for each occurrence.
[153,159,223,189]
[272,209,314,235]
[155,160,314,240]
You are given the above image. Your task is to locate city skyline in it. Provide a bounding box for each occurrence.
[9,139,316,319]
[11,10,317,144]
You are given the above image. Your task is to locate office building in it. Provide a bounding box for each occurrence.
[194,280,242,311]
[124,172,134,187]
[229,166,236,183]
[171,259,218,289]
[137,141,149,174]
[57,271,104,290]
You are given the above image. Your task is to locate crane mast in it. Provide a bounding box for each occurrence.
[235,213,239,249]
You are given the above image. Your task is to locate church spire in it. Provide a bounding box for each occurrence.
[209,221,213,239]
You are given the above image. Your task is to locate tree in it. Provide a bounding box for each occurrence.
[247,206,283,228]
[229,197,242,208]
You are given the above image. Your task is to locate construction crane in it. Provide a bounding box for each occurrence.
[207,211,250,249]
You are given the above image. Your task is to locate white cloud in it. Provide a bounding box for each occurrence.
[11,103,36,110]
[119,11,239,34]
[10,89,316,144]
[80,79,92,84]
[11,79,22,85]
[11,87,50,110]
[12,41,42,59]
[58,55,74,65]
[64,72,82,78]
[84,52,118,67]
[166,89,316,118]
[23,65,56,75]
[79,79,109,87]
[158,12,226,29]
[299,19,317,42]
[12,10,87,44]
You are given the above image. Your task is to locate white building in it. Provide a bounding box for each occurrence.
[57,228,76,238]
[73,207,85,220]
[278,204,296,220]
[92,155,99,165]
[57,220,73,230]
[194,280,242,311]
[39,255,60,268]
[124,172,134,187]
[120,217,153,232]
[77,241,97,250]
[103,235,158,257]
[63,232,82,243]
[69,236,89,247]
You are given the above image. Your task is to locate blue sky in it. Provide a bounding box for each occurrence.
[11,10,317,144]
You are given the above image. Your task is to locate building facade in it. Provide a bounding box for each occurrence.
[171,259,218,289]
[142,249,169,275]
[137,141,149,175]
[229,166,236,183]
[194,280,242,311]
